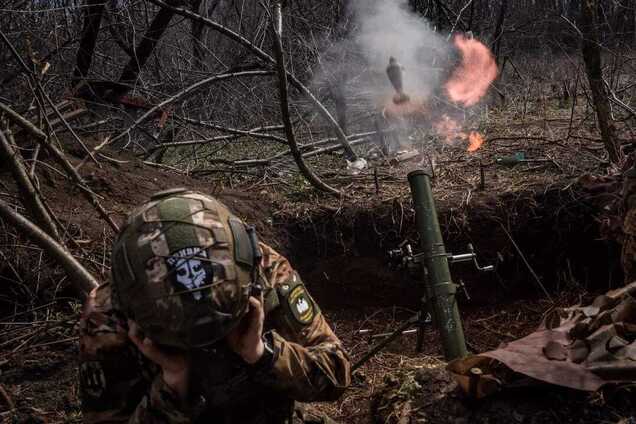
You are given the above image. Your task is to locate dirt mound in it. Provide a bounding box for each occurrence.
[0,147,281,307]
[15,147,278,244]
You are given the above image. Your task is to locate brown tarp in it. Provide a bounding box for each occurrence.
[449,282,636,397]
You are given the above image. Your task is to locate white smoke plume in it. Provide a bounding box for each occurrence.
[351,0,448,101]
[312,0,450,111]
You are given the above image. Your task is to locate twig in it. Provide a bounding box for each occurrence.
[0,383,14,410]
[0,199,99,296]
[0,29,97,164]
[448,0,473,37]
[499,223,554,303]
[603,78,636,119]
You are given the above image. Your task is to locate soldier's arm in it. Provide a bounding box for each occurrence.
[79,284,196,423]
[258,244,351,402]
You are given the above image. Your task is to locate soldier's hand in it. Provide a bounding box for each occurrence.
[226,296,265,364]
[127,320,190,400]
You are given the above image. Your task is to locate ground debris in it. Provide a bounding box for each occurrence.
[372,357,635,424]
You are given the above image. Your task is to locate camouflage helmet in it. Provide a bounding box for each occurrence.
[110,188,261,349]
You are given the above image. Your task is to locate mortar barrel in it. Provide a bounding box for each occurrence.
[407,169,468,360]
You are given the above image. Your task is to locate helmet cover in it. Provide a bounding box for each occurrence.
[111,189,256,349]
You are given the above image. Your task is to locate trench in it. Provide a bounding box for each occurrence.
[280,181,624,422]
[286,186,622,312]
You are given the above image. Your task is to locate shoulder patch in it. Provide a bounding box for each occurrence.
[288,284,314,325]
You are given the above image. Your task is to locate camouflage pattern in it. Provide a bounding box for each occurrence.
[110,189,254,348]
[79,242,351,423]
[623,167,636,283]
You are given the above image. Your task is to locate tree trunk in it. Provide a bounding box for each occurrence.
[73,0,105,82]
[580,0,622,164]
[116,7,175,94]
[492,0,508,64]
[270,1,340,195]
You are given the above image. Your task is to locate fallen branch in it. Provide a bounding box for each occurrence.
[109,70,274,145]
[300,137,373,160]
[270,1,339,195]
[148,124,287,151]
[234,131,384,167]
[177,118,287,144]
[0,102,119,232]
[0,128,61,241]
[0,199,99,296]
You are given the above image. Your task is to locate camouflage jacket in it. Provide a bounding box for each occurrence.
[79,243,351,424]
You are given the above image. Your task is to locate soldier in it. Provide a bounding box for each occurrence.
[79,189,351,423]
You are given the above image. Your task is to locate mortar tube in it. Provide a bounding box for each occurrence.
[407,169,468,361]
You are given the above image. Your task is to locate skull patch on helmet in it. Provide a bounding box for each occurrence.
[166,247,213,300]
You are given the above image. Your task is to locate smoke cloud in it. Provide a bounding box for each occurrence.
[351,0,448,101]
[313,0,450,111]
[311,0,496,155]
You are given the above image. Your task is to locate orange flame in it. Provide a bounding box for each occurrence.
[445,35,498,107]
[467,131,484,152]
[433,114,485,152]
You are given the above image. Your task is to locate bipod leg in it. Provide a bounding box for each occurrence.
[416,310,428,353]
[352,314,419,372]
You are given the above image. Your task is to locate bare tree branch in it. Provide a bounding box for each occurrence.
[0,28,98,164]
[270,1,340,195]
[0,127,61,241]
[0,102,120,232]
[0,199,99,297]
[109,70,274,145]
[146,0,358,161]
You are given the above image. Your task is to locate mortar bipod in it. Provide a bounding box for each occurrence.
[354,243,494,371]
[388,242,494,279]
